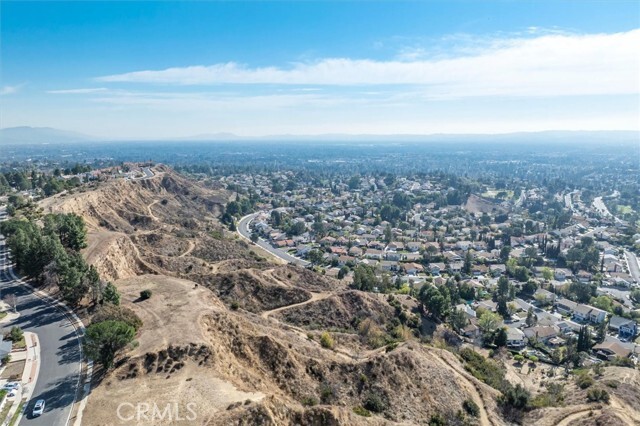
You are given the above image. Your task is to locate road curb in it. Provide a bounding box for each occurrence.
[5,266,89,426]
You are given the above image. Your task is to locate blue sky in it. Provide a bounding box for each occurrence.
[1,1,639,138]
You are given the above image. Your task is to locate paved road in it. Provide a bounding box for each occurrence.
[0,210,83,426]
[141,167,154,179]
[593,196,612,218]
[626,250,640,284]
[237,213,310,267]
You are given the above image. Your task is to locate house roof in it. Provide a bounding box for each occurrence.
[592,340,632,358]
[609,315,635,328]
[523,326,558,339]
[507,327,525,340]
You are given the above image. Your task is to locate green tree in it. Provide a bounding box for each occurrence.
[577,326,592,352]
[419,285,451,320]
[589,295,613,313]
[478,311,502,336]
[595,320,607,344]
[449,308,469,332]
[83,320,136,369]
[44,213,87,251]
[307,249,324,265]
[384,224,393,244]
[494,327,508,347]
[352,264,379,291]
[102,283,121,306]
[337,266,349,280]
[463,250,473,275]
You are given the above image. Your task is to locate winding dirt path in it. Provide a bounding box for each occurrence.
[556,408,599,426]
[147,199,160,221]
[261,292,332,318]
[428,348,495,426]
[178,240,196,258]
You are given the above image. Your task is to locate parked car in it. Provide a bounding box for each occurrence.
[32,399,45,417]
[3,382,20,390]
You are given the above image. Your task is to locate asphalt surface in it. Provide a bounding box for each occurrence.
[237,213,310,267]
[626,250,640,284]
[0,210,82,426]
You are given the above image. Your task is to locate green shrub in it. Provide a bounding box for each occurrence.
[363,391,386,413]
[301,396,318,407]
[230,301,239,310]
[429,413,446,426]
[586,388,610,403]
[531,383,565,408]
[576,374,594,389]
[139,290,152,300]
[498,384,531,411]
[319,382,335,403]
[459,348,508,391]
[385,342,399,352]
[352,406,371,417]
[92,304,143,331]
[462,399,480,417]
[320,332,334,349]
[7,326,23,343]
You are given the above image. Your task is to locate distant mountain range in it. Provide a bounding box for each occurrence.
[0,126,96,144]
[1,126,638,145]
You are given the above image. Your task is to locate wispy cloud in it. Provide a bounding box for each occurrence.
[96,29,640,98]
[0,84,24,95]
[47,87,108,94]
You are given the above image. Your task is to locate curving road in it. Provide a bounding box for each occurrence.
[626,250,640,284]
[0,208,83,426]
[237,213,310,267]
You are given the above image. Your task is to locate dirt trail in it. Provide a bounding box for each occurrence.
[428,348,495,426]
[261,292,332,318]
[609,396,640,425]
[178,240,196,258]
[556,408,599,426]
[147,199,160,221]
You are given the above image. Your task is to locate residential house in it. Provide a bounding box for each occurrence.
[348,246,363,257]
[430,263,445,276]
[385,251,403,261]
[387,242,404,252]
[554,268,573,281]
[461,319,481,339]
[364,249,384,260]
[402,263,424,276]
[555,298,578,316]
[506,327,526,349]
[609,316,637,337]
[523,326,559,345]
[406,242,422,252]
[592,339,632,361]
[489,264,506,277]
[534,288,556,304]
[380,261,399,272]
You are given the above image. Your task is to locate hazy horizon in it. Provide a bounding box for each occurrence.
[1,2,639,139]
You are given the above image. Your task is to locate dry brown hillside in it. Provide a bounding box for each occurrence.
[41,166,638,426]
